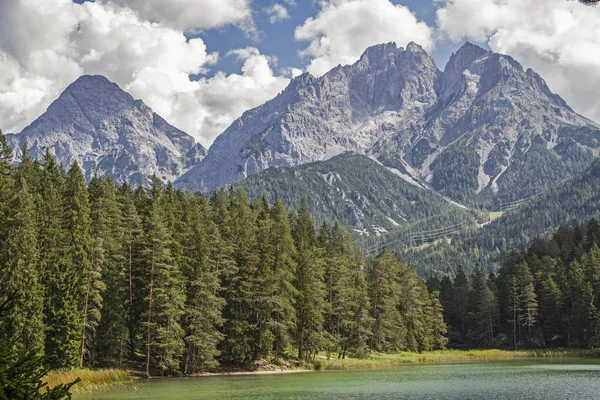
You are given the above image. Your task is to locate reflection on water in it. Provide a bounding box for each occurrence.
[75,358,600,400]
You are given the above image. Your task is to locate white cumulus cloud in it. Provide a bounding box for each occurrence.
[295,0,434,76]
[266,3,290,24]
[106,0,254,33]
[0,0,290,147]
[437,0,600,124]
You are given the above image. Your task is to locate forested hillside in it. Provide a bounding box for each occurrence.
[0,131,446,376]
[430,218,600,349]
[239,153,472,237]
[405,158,600,276]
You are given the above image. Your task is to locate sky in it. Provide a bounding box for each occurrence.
[1,0,599,148]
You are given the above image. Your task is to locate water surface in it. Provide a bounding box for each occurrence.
[76,358,600,400]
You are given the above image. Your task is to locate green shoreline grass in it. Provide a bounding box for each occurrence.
[44,349,599,393]
[44,369,133,394]
[312,349,600,371]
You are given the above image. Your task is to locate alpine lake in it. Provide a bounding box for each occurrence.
[75,358,600,400]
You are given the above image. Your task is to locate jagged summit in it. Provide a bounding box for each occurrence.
[7,75,206,185]
[176,41,599,203]
[176,42,440,192]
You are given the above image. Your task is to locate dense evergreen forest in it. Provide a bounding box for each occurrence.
[430,218,600,349]
[407,158,600,275]
[0,131,447,376]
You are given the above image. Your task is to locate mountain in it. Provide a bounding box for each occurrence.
[176,42,599,207]
[6,75,206,185]
[238,152,474,237]
[403,157,600,276]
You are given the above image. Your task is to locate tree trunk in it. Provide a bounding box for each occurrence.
[79,276,91,369]
[146,253,155,375]
[128,243,135,358]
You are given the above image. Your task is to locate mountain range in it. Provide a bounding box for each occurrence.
[176,42,599,207]
[5,41,600,268]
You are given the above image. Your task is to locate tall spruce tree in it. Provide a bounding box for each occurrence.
[368,249,406,352]
[0,130,13,250]
[40,150,81,369]
[467,266,498,347]
[118,183,143,359]
[181,192,224,373]
[269,199,298,357]
[91,178,127,366]
[292,200,325,361]
[0,170,45,353]
[142,179,185,375]
[220,188,260,364]
[64,162,103,368]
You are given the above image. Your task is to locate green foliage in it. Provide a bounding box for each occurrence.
[240,153,470,237]
[0,145,447,375]
[293,201,326,361]
[431,143,480,203]
[432,218,600,350]
[0,294,79,400]
[142,180,185,375]
[407,158,600,276]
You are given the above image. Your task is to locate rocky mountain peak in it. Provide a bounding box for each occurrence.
[177,41,599,201]
[7,75,205,185]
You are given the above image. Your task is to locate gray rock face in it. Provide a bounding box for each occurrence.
[176,42,439,192]
[7,75,205,185]
[176,42,599,200]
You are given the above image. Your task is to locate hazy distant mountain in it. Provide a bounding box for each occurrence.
[6,75,206,185]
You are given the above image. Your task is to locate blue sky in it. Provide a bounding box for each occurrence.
[197,0,463,78]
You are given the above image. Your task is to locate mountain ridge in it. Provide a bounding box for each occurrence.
[176,42,599,207]
[6,75,206,185]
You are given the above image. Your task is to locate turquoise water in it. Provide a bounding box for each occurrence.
[76,359,600,400]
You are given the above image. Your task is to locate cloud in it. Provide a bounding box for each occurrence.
[295,0,434,76]
[126,48,289,146]
[436,0,600,124]
[266,3,290,24]
[106,0,254,33]
[0,0,289,147]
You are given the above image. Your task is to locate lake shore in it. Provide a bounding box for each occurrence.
[49,348,599,394]
[44,368,133,394]
[314,349,600,370]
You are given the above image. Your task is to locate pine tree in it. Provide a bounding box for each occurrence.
[0,170,45,353]
[537,273,563,346]
[368,248,406,352]
[118,183,143,359]
[220,188,260,364]
[0,294,79,400]
[0,130,14,249]
[64,162,102,368]
[292,200,325,361]
[449,268,471,345]
[398,267,431,352]
[427,291,448,350]
[181,193,224,373]
[321,223,350,357]
[251,198,278,359]
[269,199,298,357]
[39,151,80,369]
[91,178,128,366]
[337,261,372,358]
[142,180,185,375]
[468,266,498,347]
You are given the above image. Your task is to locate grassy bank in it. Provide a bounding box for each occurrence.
[312,349,599,370]
[43,369,133,394]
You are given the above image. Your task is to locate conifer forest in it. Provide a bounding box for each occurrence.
[0,132,447,376]
[4,128,600,382]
